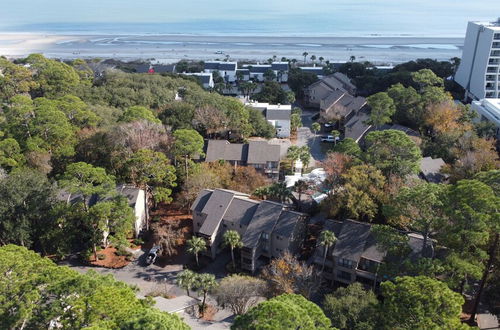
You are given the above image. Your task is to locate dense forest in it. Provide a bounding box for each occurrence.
[1,54,499,329]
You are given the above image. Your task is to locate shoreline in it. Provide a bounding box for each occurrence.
[0,33,464,64]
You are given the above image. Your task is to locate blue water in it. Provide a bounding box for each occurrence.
[0,0,497,37]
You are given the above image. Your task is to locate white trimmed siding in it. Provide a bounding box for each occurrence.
[134,189,147,237]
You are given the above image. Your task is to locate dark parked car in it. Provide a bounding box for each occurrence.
[145,245,161,265]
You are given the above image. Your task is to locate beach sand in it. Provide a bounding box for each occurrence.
[0,33,464,64]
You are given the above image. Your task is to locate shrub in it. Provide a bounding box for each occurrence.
[133,238,144,246]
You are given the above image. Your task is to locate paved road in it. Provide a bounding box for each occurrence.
[61,249,234,330]
[296,109,326,167]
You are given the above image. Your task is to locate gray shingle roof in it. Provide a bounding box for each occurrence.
[204,62,220,70]
[332,220,373,262]
[247,65,272,73]
[247,141,281,164]
[271,62,289,71]
[222,198,259,227]
[266,109,291,121]
[328,219,433,264]
[116,184,141,207]
[199,190,236,236]
[191,189,213,213]
[205,140,280,164]
[205,140,247,162]
[273,210,303,237]
[419,157,446,183]
[344,108,372,142]
[333,72,356,90]
[219,63,237,71]
[242,201,283,248]
[322,91,366,118]
[389,124,420,137]
[135,64,175,73]
[199,75,212,84]
[360,233,387,262]
[204,61,237,71]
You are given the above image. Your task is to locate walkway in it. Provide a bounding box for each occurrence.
[295,109,326,167]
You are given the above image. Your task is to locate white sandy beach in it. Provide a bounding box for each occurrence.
[0,33,464,64]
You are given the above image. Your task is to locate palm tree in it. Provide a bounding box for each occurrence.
[268,182,292,203]
[287,145,301,172]
[177,269,197,296]
[319,56,324,64]
[331,130,340,145]
[311,122,321,142]
[319,230,337,271]
[350,55,356,62]
[187,236,206,267]
[299,146,311,172]
[223,230,243,269]
[293,180,309,211]
[291,58,297,67]
[310,55,316,64]
[196,273,217,317]
[302,52,309,64]
[253,186,270,200]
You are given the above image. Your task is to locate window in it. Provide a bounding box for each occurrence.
[358,258,379,273]
[337,258,355,269]
[261,232,269,240]
[197,222,201,227]
[242,258,252,265]
[222,224,227,228]
[337,270,351,281]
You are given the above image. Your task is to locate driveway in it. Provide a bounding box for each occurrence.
[295,109,326,167]
[61,249,235,329]
[60,250,184,296]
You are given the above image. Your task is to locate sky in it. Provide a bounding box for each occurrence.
[0,0,497,36]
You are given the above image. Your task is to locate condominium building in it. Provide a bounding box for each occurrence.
[191,189,307,273]
[455,20,500,100]
[245,101,292,138]
[471,98,500,138]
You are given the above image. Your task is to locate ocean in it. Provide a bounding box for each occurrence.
[0,0,497,37]
[0,0,497,63]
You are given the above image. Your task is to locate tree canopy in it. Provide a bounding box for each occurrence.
[232,294,331,330]
[364,129,421,178]
[0,245,188,329]
[380,276,466,329]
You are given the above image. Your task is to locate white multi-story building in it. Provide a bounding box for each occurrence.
[203,61,238,82]
[471,98,500,138]
[455,20,500,100]
[245,101,291,138]
[183,72,214,89]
